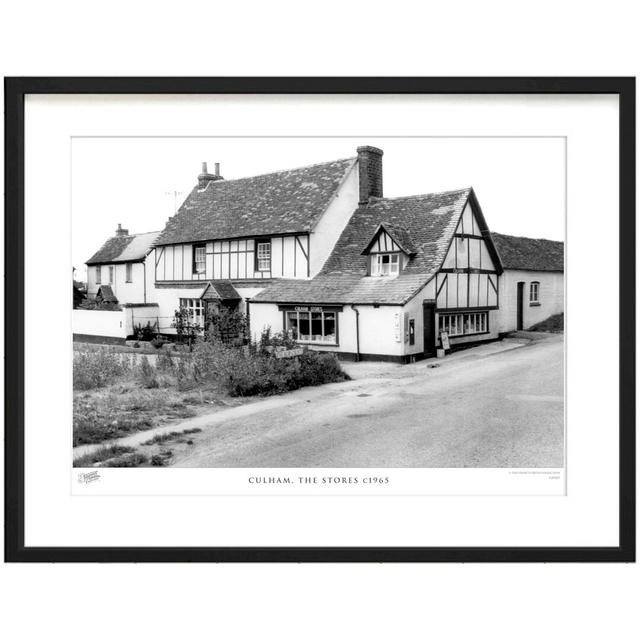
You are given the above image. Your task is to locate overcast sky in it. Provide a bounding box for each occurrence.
[72,137,565,279]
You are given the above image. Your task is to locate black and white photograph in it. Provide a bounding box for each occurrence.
[6,78,632,564]
[72,136,565,472]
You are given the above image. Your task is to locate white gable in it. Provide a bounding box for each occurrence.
[367,228,402,254]
[442,202,498,272]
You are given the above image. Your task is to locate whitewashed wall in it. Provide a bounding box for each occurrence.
[86,261,151,305]
[249,302,406,358]
[497,270,564,333]
[73,309,127,338]
[309,162,359,276]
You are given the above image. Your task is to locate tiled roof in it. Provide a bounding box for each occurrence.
[491,233,564,272]
[253,188,483,305]
[96,285,118,303]
[362,222,417,255]
[200,281,241,301]
[155,157,357,246]
[86,231,161,265]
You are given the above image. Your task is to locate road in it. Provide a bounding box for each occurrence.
[171,334,564,468]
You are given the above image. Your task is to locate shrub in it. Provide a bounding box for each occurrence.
[134,321,156,341]
[206,307,249,344]
[137,356,159,389]
[150,452,172,467]
[295,351,350,387]
[172,307,203,349]
[101,452,148,467]
[73,350,131,390]
[151,335,170,349]
[73,444,135,467]
[192,335,348,397]
[78,299,122,311]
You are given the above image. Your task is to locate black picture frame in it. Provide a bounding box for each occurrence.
[4,77,635,563]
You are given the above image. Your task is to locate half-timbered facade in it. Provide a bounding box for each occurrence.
[149,150,366,333]
[251,182,506,361]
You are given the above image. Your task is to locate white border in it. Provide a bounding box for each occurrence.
[24,94,619,547]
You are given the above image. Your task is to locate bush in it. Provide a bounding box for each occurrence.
[73,444,136,467]
[296,351,350,387]
[151,335,170,349]
[192,335,349,397]
[134,322,156,341]
[207,307,249,344]
[73,350,131,390]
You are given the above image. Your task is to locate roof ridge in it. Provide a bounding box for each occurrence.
[120,229,162,237]
[492,231,564,243]
[368,187,472,204]
[198,156,357,185]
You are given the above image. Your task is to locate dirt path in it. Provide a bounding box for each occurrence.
[74,335,552,466]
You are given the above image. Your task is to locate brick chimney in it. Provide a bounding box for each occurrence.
[115,223,129,236]
[198,161,224,189]
[357,146,383,204]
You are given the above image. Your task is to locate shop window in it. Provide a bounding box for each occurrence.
[438,311,488,337]
[285,309,337,344]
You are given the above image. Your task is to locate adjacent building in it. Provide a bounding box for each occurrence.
[491,233,564,333]
[86,225,160,305]
[77,146,564,358]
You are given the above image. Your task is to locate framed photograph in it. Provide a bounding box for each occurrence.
[4,77,635,562]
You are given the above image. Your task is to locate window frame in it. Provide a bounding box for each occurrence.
[529,281,540,305]
[125,262,133,283]
[108,265,114,284]
[255,240,272,273]
[192,243,207,276]
[95,265,101,285]
[438,311,489,337]
[371,252,401,277]
[285,308,338,345]
[179,298,205,327]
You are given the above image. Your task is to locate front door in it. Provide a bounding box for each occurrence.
[516,282,525,330]
[422,303,436,357]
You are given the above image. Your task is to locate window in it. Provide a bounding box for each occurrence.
[125,263,132,282]
[371,253,400,277]
[285,308,337,344]
[180,298,205,326]
[530,281,540,305]
[256,241,271,272]
[95,266,101,284]
[438,311,488,337]
[193,243,206,275]
[108,266,114,284]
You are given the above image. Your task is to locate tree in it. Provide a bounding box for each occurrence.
[171,307,203,350]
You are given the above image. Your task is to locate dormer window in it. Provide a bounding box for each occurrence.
[372,252,400,277]
[361,223,415,278]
